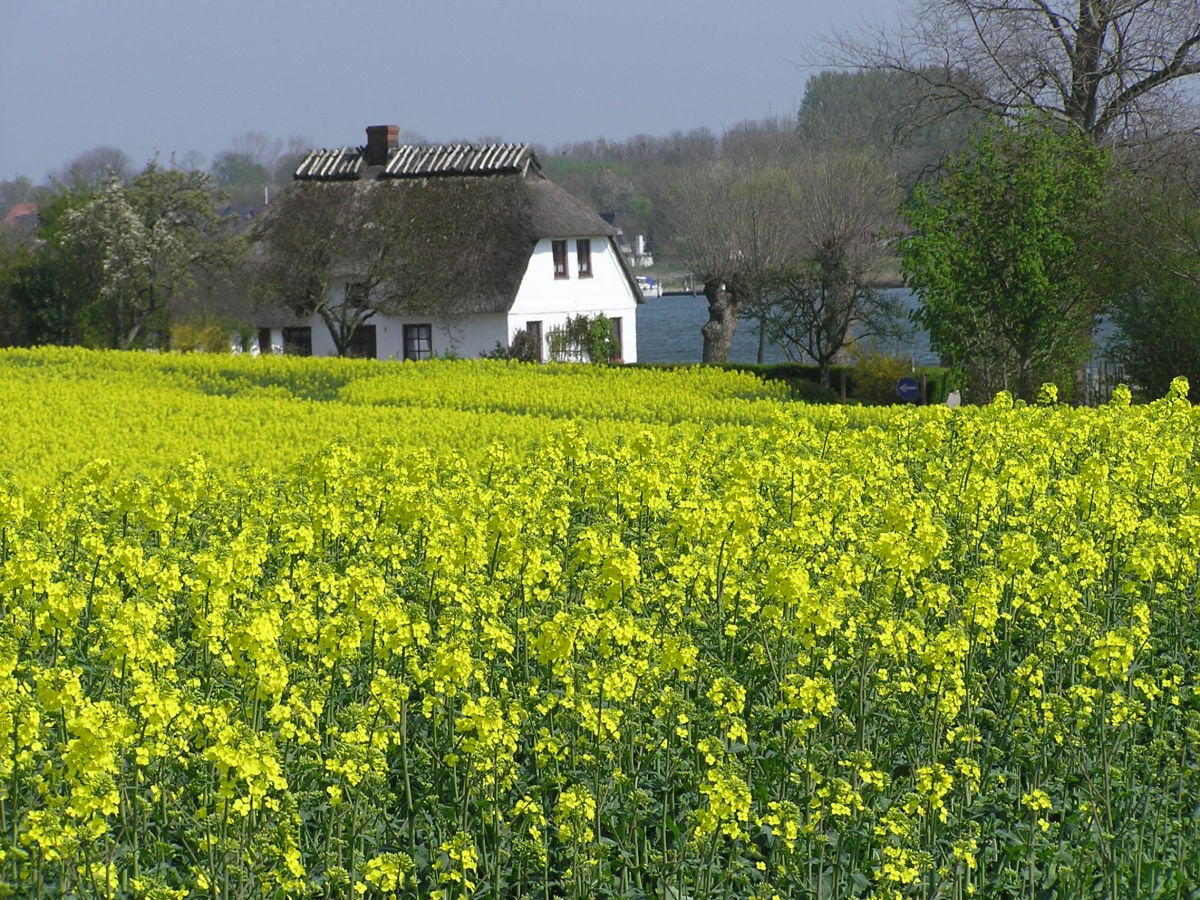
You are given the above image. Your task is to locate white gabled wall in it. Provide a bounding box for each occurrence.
[507,236,640,362]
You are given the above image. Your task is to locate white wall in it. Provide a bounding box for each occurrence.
[508,236,640,362]
[257,314,509,360]
[371,313,509,360]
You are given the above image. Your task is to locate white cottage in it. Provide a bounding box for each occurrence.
[253,125,642,362]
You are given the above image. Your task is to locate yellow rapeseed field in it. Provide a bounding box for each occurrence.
[0,348,1197,898]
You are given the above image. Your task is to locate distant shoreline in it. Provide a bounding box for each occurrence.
[648,270,908,296]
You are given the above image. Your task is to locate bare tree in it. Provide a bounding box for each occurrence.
[794,150,900,269]
[230,131,284,170]
[55,146,133,189]
[763,151,902,385]
[1114,136,1200,283]
[665,161,802,362]
[826,0,1200,143]
[250,181,377,357]
[721,117,811,164]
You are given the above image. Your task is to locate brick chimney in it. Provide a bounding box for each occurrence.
[365,125,400,166]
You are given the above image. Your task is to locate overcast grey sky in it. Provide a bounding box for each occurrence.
[0,0,901,183]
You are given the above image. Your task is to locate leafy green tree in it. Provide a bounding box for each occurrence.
[211,151,270,189]
[59,163,243,348]
[901,117,1113,401]
[0,177,110,347]
[1111,270,1200,400]
[2,252,80,346]
[0,245,29,347]
[211,151,273,212]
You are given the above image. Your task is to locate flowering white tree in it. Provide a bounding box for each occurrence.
[61,163,242,348]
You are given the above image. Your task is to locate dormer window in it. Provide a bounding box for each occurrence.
[576,239,592,278]
[552,240,568,279]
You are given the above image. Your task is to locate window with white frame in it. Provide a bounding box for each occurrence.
[403,323,433,360]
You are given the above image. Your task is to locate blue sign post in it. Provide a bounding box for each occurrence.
[897,376,920,403]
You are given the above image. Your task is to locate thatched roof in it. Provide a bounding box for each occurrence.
[267,140,624,316]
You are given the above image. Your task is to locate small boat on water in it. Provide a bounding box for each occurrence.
[635,275,662,298]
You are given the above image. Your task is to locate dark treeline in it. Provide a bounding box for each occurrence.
[538,75,981,273]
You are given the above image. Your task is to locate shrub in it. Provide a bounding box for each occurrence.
[482,328,541,362]
[850,343,913,404]
[171,320,234,353]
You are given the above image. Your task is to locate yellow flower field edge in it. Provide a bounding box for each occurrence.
[1,361,1199,897]
[0,348,793,490]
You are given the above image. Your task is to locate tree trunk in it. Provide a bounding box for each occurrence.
[819,359,832,388]
[1016,356,1035,403]
[701,283,741,363]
